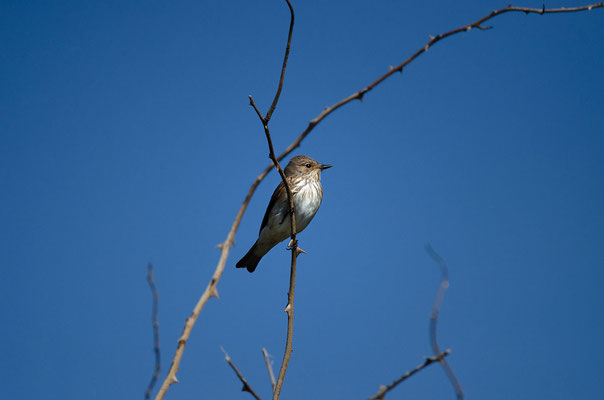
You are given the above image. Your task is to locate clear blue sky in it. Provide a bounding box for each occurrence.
[1,1,603,399]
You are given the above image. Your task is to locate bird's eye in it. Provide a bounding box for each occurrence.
[305,163,311,168]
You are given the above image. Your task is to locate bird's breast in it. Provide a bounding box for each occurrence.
[293,179,323,232]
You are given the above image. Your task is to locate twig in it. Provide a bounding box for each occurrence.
[154,4,604,399]
[145,264,161,400]
[274,3,604,161]
[271,245,300,400]
[221,347,262,400]
[248,2,299,399]
[425,245,464,399]
[266,0,295,122]
[262,348,277,393]
[368,350,451,400]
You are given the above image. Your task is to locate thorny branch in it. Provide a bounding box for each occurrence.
[426,245,464,399]
[262,348,277,393]
[155,4,603,399]
[249,2,299,399]
[368,350,451,400]
[279,3,604,158]
[145,264,161,400]
[221,347,262,400]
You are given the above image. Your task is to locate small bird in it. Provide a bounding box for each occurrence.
[236,155,332,273]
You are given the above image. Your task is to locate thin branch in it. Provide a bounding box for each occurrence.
[265,0,295,122]
[274,3,604,161]
[221,347,262,400]
[271,245,301,400]
[248,96,297,239]
[145,264,161,400]
[262,348,277,393]
[368,350,451,400]
[425,245,464,400]
[154,4,603,399]
[247,1,298,399]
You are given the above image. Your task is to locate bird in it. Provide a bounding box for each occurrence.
[236,155,332,273]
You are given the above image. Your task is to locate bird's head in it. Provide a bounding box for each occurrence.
[284,155,332,178]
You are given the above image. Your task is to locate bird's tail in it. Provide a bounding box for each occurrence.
[236,243,262,273]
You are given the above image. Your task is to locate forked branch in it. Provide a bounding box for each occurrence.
[248,2,299,399]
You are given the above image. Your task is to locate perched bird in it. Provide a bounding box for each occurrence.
[236,155,332,273]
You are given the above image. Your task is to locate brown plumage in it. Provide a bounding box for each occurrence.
[236,155,331,272]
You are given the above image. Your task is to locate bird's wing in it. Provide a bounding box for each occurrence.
[260,181,287,235]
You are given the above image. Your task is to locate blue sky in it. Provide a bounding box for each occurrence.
[1,1,603,399]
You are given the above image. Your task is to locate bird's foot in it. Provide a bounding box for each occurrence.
[287,239,307,255]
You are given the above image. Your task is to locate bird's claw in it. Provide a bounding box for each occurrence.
[286,238,297,249]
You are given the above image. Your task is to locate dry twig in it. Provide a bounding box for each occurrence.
[368,350,451,400]
[248,1,299,399]
[155,4,603,399]
[262,348,277,393]
[145,264,161,400]
[221,347,262,400]
[279,3,604,157]
[425,245,464,399]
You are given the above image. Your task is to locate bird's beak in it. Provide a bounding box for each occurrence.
[320,164,333,170]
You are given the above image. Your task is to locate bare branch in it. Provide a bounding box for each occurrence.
[247,1,299,399]
[262,348,277,393]
[276,3,604,162]
[368,350,451,400]
[155,4,603,399]
[265,0,295,122]
[221,347,262,400]
[425,245,464,400]
[145,264,161,400]
[249,0,303,400]
[271,246,301,400]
